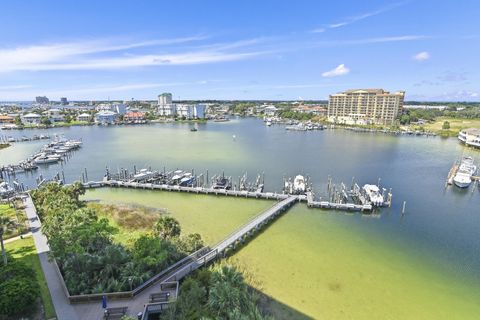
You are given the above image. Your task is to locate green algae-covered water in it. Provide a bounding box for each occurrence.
[233,204,480,320]
[3,118,480,319]
[83,188,275,245]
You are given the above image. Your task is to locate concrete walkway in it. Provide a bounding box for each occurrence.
[4,232,32,244]
[24,195,79,320]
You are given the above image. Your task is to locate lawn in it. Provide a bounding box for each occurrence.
[5,237,56,319]
[424,117,480,136]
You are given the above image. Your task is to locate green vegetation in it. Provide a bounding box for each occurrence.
[0,202,27,240]
[4,237,56,319]
[278,109,314,121]
[31,182,203,295]
[424,117,480,136]
[0,143,10,150]
[165,264,272,320]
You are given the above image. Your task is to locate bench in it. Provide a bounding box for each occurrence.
[149,292,170,303]
[103,306,128,319]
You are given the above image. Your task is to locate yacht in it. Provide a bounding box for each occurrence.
[293,175,306,194]
[266,120,272,126]
[170,170,185,184]
[179,172,196,186]
[133,169,154,182]
[34,154,61,164]
[212,175,231,190]
[453,157,477,188]
[362,184,385,206]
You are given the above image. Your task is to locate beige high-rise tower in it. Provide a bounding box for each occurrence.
[327,89,405,125]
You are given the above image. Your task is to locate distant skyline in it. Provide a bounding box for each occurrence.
[0,0,479,102]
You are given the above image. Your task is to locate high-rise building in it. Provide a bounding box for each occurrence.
[60,97,68,105]
[35,96,50,104]
[157,93,173,106]
[327,89,405,125]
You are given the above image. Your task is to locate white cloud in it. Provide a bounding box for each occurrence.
[322,64,350,77]
[0,36,267,73]
[413,51,430,61]
[311,1,407,33]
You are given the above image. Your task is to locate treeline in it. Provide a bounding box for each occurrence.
[278,109,314,121]
[31,182,203,295]
[165,264,272,320]
[400,106,480,124]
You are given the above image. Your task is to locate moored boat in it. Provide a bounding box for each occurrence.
[453,156,477,188]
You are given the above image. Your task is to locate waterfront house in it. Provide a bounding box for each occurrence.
[77,113,92,122]
[43,108,64,122]
[293,105,328,117]
[264,105,278,117]
[124,111,146,122]
[458,128,480,148]
[95,110,118,125]
[0,115,15,124]
[21,113,42,125]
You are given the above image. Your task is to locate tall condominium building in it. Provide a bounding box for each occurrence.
[157,93,173,106]
[60,97,68,105]
[327,89,405,125]
[35,96,50,104]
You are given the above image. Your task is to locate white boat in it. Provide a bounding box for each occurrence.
[34,153,61,164]
[293,175,306,194]
[179,172,195,186]
[453,157,477,188]
[266,120,272,126]
[133,168,154,181]
[362,184,384,206]
[34,156,60,164]
[0,181,15,198]
[171,170,185,184]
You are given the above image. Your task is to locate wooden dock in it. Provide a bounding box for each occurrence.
[84,180,291,201]
[84,180,377,212]
[447,162,459,185]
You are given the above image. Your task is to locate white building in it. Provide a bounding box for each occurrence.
[95,111,118,125]
[21,113,42,125]
[264,105,278,117]
[458,128,480,148]
[157,104,177,117]
[77,113,92,122]
[43,108,64,122]
[158,93,173,106]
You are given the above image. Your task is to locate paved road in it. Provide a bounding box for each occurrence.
[24,196,79,320]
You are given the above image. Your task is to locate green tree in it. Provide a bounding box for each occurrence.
[40,116,51,126]
[442,121,450,130]
[0,258,40,317]
[14,116,22,126]
[154,216,181,240]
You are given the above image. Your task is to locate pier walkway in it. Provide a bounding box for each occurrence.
[163,195,298,283]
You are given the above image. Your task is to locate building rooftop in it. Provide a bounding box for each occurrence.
[462,128,480,136]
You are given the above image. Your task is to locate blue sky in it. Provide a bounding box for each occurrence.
[0,0,479,101]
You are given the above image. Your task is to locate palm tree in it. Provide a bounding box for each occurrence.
[0,216,15,265]
[154,216,181,240]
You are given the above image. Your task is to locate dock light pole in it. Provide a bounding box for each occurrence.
[128,277,133,291]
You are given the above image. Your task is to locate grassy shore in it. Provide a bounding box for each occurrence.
[5,237,56,319]
[424,117,480,136]
[87,202,164,245]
